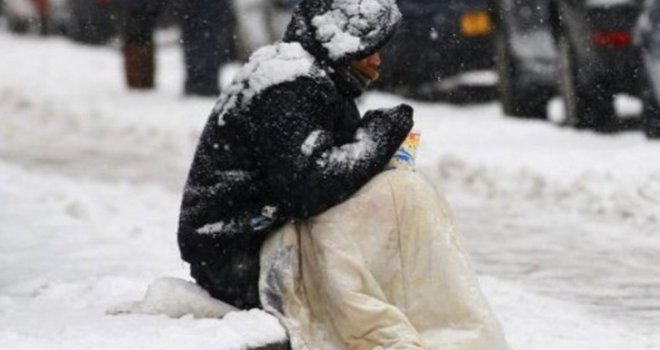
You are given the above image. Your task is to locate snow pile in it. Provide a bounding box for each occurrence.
[436,154,660,234]
[214,42,317,125]
[0,161,287,350]
[108,277,238,318]
[311,0,401,60]
[360,94,660,236]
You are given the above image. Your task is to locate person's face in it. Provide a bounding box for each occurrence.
[351,52,382,81]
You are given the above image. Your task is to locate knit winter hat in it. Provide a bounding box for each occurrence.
[283,0,402,65]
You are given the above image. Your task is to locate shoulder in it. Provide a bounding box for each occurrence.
[214,42,333,119]
[255,72,336,111]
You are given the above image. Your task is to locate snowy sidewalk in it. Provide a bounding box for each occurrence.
[1,33,659,349]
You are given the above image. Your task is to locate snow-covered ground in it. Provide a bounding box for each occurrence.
[0,32,659,349]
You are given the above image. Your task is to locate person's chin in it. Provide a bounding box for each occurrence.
[362,67,380,81]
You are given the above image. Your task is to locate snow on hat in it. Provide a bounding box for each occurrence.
[284,0,402,65]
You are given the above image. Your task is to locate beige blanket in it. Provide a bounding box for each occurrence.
[259,170,510,350]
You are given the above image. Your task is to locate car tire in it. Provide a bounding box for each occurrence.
[7,17,30,33]
[640,65,660,139]
[495,26,549,119]
[68,1,119,45]
[643,104,660,139]
[559,34,615,130]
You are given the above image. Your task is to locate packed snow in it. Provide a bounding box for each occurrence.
[108,277,238,318]
[1,31,659,350]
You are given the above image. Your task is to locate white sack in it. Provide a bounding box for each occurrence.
[260,170,510,350]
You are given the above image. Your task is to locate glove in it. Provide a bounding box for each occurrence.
[362,103,414,139]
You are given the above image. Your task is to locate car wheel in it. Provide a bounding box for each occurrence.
[640,64,660,139]
[643,103,660,139]
[495,26,549,119]
[559,34,614,130]
[7,17,30,33]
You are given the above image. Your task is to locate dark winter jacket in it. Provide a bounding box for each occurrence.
[177,0,412,309]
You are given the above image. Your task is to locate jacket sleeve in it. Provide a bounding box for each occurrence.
[237,77,414,219]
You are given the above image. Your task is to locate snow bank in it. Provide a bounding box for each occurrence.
[108,277,238,318]
[435,154,660,234]
[361,94,660,236]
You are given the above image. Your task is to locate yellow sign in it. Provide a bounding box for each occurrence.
[460,10,492,37]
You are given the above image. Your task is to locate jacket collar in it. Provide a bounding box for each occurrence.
[329,64,372,98]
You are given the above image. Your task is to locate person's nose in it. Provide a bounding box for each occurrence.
[367,53,381,67]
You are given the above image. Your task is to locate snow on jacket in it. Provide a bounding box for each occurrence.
[177,0,412,310]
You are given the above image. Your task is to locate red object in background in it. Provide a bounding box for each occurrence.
[32,0,49,16]
[97,0,112,6]
[591,30,632,48]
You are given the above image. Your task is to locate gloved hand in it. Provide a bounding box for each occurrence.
[362,103,414,140]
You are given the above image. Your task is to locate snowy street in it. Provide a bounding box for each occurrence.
[1,32,659,349]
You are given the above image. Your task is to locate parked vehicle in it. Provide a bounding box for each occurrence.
[67,0,120,45]
[490,0,558,118]
[636,0,660,138]
[376,0,495,99]
[556,0,643,130]
[265,0,300,39]
[493,0,645,131]
[232,0,299,61]
[1,0,118,44]
[2,0,70,34]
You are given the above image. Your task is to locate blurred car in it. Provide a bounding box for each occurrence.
[491,0,558,117]
[233,0,300,61]
[376,0,496,99]
[67,0,120,45]
[636,0,660,138]
[2,0,70,34]
[493,0,645,130]
[556,0,643,130]
[264,0,300,38]
[1,0,118,44]
[231,0,497,101]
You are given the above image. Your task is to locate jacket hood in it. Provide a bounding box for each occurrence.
[283,0,402,66]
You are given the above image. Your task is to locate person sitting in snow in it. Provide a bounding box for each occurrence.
[178,1,510,349]
[177,0,413,310]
